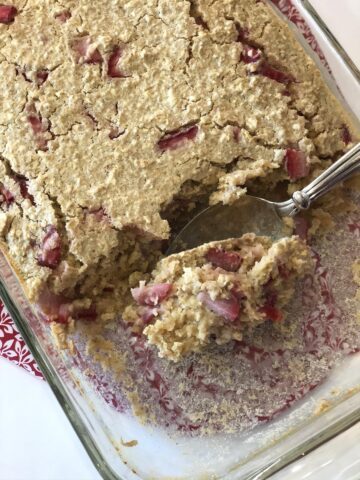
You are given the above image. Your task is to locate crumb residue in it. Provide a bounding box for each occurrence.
[121,438,138,448]
[314,399,331,415]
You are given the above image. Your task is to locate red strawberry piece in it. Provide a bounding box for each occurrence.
[284,148,310,181]
[36,69,49,85]
[131,283,173,306]
[37,289,96,324]
[233,126,241,142]
[55,10,71,23]
[73,36,103,64]
[27,108,50,151]
[37,289,72,324]
[37,225,62,269]
[230,287,246,302]
[158,125,199,152]
[293,216,309,241]
[205,248,242,272]
[27,113,45,135]
[197,291,241,322]
[13,174,35,204]
[0,183,14,206]
[241,44,262,64]
[258,62,295,84]
[139,306,159,324]
[57,303,72,324]
[87,207,109,222]
[260,304,283,322]
[0,5,17,24]
[342,125,352,145]
[107,46,128,78]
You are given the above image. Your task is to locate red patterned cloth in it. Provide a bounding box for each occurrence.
[0,302,43,378]
[0,0,332,380]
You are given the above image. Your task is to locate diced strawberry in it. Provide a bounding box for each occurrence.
[293,216,309,241]
[0,5,17,24]
[284,148,310,181]
[37,225,62,269]
[73,36,103,64]
[18,69,48,86]
[258,62,295,84]
[55,10,71,23]
[342,125,352,145]
[233,126,241,142]
[57,303,72,324]
[36,69,49,86]
[86,207,109,223]
[107,46,128,78]
[27,113,45,135]
[241,44,262,64]
[0,183,14,206]
[205,248,242,272]
[260,304,283,322]
[197,291,241,322]
[37,289,96,324]
[131,283,173,306]
[37,289,71,324]
[230,287,246,302]
[27,107,50,151]
[13,174,35,204]
[158,125,199,152]
[139,306,158,324]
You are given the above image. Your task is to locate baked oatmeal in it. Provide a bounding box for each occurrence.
[123,234,312,360]
[0,1,357,341]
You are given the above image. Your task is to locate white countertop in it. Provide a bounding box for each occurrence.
[1,1,359,479]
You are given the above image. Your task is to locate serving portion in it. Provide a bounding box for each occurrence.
[124,234,312,360]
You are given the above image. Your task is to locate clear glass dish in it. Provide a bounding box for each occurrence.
[0,1,359,479]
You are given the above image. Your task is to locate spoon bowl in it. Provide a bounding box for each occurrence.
[167,196,284,255]
[167,144,360,255]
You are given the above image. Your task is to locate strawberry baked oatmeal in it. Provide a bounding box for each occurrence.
[124,234,312,361]
[0,1,357,357]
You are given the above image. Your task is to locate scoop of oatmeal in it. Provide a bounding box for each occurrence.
[123,234,312,361]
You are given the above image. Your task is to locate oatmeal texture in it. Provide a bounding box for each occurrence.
[124,234,312,360]
[0,1,357,327]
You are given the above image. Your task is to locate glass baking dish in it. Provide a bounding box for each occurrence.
[0,1,359,479]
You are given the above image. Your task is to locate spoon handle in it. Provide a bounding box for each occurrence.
[276,143,360,217]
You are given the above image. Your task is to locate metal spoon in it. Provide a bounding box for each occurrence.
[168,143,360,255]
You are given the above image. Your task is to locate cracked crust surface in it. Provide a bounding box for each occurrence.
[123,234,312,361]
[0,0,357,321]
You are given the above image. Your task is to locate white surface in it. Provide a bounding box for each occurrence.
[0,359,100,480]
[0,1,359,479]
